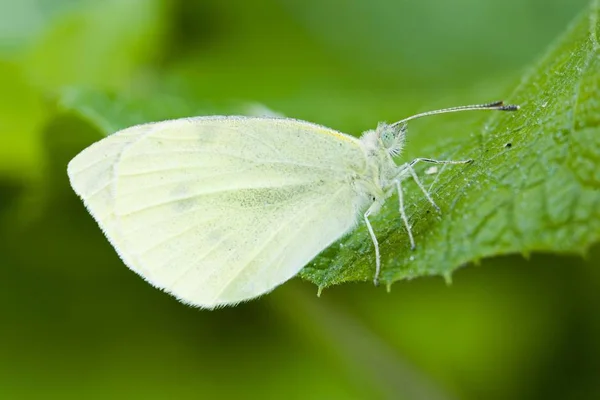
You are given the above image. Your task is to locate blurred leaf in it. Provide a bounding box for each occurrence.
[301,0,600,287]
[56,86,275,131]
[0,0,90,56]
[279,0,589,89]
[0,61,46,178]
[58,87,208,133]
[21,0,167,91]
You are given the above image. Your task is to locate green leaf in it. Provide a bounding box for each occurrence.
[300,0,600,287]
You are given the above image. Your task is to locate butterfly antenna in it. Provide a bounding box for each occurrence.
[391,100,519,128]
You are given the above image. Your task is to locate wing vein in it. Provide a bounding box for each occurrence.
[126,214,222,256]
[118,182,326,216]
[119,149,350,174]
[131,187,322,270]
[166,228,242,290]
[210,185,347,303]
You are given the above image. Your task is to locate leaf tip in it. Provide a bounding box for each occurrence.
[443,271,453,286]
[316,285,324,297]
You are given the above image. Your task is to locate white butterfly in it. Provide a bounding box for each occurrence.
[68,101,518,309]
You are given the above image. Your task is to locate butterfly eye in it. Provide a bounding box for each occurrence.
[380,129,396,148]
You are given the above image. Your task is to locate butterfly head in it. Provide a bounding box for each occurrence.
[377,122,406,157]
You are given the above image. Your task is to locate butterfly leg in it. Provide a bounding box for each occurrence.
[364,207,381,286]
[406,157,473,213]
[409,157,473,168]
[406,165,440,213]
[395,180,416,250]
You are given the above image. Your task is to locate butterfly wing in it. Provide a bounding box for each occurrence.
[68,116,368,308]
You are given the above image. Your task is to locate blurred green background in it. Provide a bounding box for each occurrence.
[1,0,598,399]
